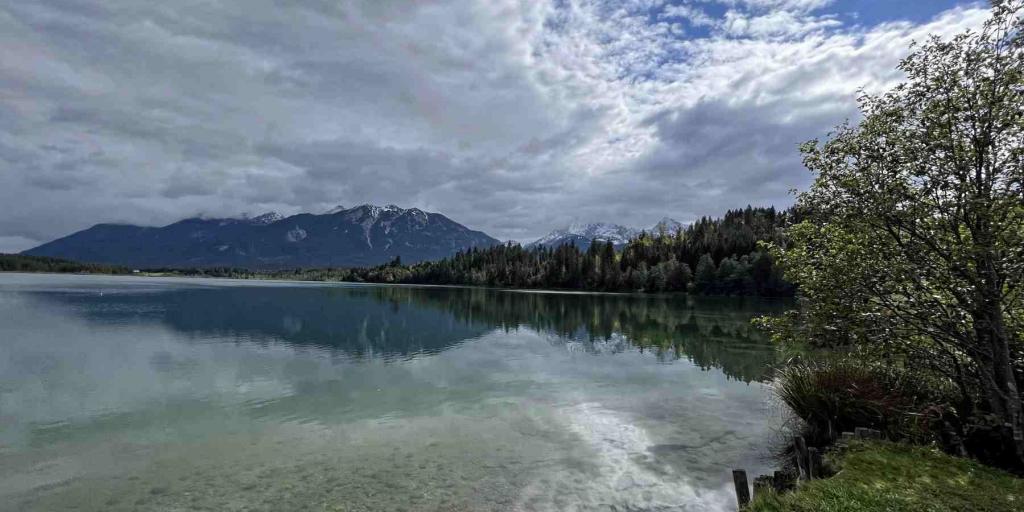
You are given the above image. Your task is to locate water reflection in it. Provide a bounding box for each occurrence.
[398,288,788,382]
[0,275,790,512]
[21,281,788,381]
[20,285,486,359]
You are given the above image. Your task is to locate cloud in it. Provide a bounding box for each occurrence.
[661,4,717,27]
[0,0,990,250]
[729,0,835,12]
[721,9,841,38]
[0,236,41,254]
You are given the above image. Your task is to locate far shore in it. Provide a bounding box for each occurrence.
[0,269,794,302]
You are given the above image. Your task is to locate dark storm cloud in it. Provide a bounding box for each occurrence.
[0,0,989,251]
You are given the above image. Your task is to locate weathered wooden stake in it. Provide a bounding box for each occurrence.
[793,436,809,480]
[807,447,821,479]
[773,470,788,491]
[733,469,750,508]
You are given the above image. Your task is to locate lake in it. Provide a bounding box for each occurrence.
[0,273,791,511]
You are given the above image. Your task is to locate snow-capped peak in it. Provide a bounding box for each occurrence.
[359,204,384,218]
[352,203,411,218]
[530,222,640,247]
[326,203,414,218]
[571,222,638,239]
[249,211,284,225]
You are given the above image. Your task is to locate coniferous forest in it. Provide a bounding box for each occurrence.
[167,206,797,296]
[0,253,129,274]
[380,206,797,296]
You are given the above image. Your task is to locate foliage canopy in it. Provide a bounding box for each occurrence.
[765,0,1024,468]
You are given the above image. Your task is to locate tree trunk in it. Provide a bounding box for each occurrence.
[973,281,1024,466]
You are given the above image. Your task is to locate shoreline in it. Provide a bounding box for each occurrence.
[0,269,796,301]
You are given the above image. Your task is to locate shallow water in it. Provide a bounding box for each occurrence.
[0,273,790,511]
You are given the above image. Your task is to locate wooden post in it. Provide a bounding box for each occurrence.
[733,469,751,509]
[773,470,788,491]
[807,447,821,479]
[753,475,773,500]
[793,436,809,481]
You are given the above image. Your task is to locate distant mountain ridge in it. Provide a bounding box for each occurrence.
[528,222,639,250]
[528,218,684,250]
[24,204,500,269]
[653,217,684,234]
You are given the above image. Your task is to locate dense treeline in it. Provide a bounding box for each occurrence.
[0,253,129,274]
[358,206,797,296]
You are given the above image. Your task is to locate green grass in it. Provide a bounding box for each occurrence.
[749,441,1024,512]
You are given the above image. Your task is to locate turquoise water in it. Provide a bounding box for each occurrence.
[0,273,789,511]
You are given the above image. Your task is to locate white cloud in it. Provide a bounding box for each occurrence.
[0,0,991,249]
[661,4,717,27]
[720,0,835,13]
[721,9,841,38]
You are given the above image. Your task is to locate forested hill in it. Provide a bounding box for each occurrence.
[337,206,798,296]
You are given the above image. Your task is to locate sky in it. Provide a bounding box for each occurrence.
[0,0,992,251]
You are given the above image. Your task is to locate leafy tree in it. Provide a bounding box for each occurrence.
[647,262,668,292]
[695,254,718,294]
[666,258,693,291]
[770,1,1024,467]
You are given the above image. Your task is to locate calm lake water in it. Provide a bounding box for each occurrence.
[0,273,790,512]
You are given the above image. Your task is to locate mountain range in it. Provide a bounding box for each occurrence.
[24,205,686,269]
[527,217,683,251]
[24,204,500,269]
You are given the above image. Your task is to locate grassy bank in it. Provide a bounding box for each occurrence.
[749,441,1024,512]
